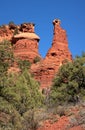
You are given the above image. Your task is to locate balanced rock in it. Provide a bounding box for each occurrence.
[12,23,41,62]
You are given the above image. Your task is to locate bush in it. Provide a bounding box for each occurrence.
[9,21,16,30]
[0,70,44,115]
[48,54,85,106]
[13,28,19,35]
[33,56,41,63]
[17,59,31,71]
[0,40,44,129]
[0,97,22,130]
[0,40,14,75]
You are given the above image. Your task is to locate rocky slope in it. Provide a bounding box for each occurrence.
[37,104,85,130]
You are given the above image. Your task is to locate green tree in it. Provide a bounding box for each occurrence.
[49,54,85,106]
[0,70,43,116]
[33,56,41,63]
[0,40,14,94]
[17,59,31,71]
[0,40,14,75]
[0,40,44,129]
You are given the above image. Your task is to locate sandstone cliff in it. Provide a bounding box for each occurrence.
[12,23,41,62]
[0,22,41,62]
[0,19,72,88]
[31,19,72,88]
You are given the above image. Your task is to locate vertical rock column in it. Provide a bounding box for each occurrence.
[46,19,72,64]
[31,19,72,89]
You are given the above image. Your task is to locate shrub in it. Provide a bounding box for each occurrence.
[0,40,44,129]
[48,54,85,106]
[9,21,16,30]
[33,56,41,63]
[13,28,19,35]
[9,21,15,25]
[17,59,31,71]
[0,40,14,75]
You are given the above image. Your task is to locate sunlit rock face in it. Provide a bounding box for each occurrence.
[0,19,72,88]
[46,19,72,63]
[0,25,13,42]
[0,22,41,62]
[12,23,41,62]
[31,19,72,88]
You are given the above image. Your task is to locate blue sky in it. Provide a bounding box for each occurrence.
[0,0,85,58]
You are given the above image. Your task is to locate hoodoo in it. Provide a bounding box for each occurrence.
[0,19,72,88]
[12,23,41,62]
[31,19,72,88]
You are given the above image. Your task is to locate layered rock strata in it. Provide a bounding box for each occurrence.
[0,19,72,88]
[12,23,41,62]
[31,19,72,88]
[0,23,41,62]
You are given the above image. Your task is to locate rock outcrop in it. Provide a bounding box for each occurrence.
[12,23,41,62]
[31,19,72,88]
[0,25,13,42]
[0,22,41,62]
[0,19,72,88]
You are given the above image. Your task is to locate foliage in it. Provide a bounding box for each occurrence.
[23,109,38,130]
[48,54,85,106]
[0,97,22,130]
[0,70,43,115]
[13,28,19,35]
[0,40,14,75]
[33,56,41,63]
[0,40,44,129]
[1,39,85,129]
[9,21,15,25]
[0,69,44,129]
[17,59,31,71]
[9,21,17,30]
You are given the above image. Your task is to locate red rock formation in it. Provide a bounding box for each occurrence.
[0,19,72,88]
[0,25,13,42]
[46,19,72,62]
[0,22,41,62]
[31,19,72,88]
[12,23,41,62]
[20,23,35,33]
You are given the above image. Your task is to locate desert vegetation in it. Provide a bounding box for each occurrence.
[48,54,85,106]
[0,40,85,130]
[0,40,44,130]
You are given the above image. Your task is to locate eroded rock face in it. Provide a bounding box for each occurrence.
[13,39,40,62]
[0,25,13,42]
[0,19,72,88]
[20,23,35,33]
[12,23,41,62]
[46,19,72,62]
[31,19,72,88]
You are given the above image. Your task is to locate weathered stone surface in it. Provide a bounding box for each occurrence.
[0,19,72,88]
[12,23,41,62]
[0,22,41,63]
[31,19,72,88]
[0,25,13,42]
[13,32,40,40]
[46,19,72,62]
[19,23,35,33]
[13,39,41,62]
